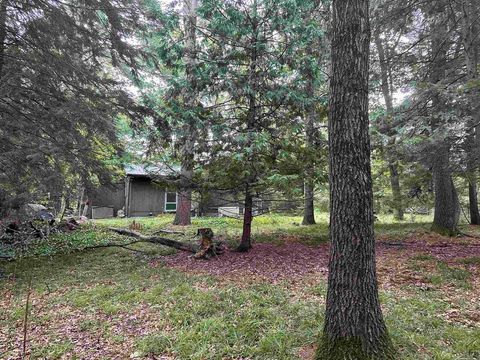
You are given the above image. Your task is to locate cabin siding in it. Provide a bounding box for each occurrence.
[126,177,166,217]
[89,183,125,217]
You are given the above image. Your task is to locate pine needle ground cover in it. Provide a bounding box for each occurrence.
[1,214,479,359]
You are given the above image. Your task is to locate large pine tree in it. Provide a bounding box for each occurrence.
[0,0,156,215]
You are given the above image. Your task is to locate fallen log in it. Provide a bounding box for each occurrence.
[109,227,198,253]
[108,227,226,259]
[152,229,186,235]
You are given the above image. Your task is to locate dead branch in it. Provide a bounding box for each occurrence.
[108,227,226,259]
[109,227,199,253]
[152,229,186,235]
[83,240,148,254]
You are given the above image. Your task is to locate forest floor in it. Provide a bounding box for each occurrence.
[1,213,479,359]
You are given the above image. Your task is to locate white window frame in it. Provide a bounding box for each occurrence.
[165,191,177,212]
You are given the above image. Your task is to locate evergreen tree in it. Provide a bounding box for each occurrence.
[0,0,156,215]
[141,0,325,248]
[198,0,325,250]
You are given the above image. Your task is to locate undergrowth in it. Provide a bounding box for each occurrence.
[1,213,479,359]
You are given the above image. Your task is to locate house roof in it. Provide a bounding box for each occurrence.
[125,164,180,177]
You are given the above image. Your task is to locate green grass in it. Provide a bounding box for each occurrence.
[1,248,322,359]
[1,213,478,359]
[407,255,473,289]
[461,256,480,266]
[94,211,434,247]
[1,212,436,260]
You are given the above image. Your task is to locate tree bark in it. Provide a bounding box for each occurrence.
[237,191,253,252]
[316,0,395,358]
[302,47,317,226]
[468,173,479,225]
[302,174,316,225]
[429,4,460,235]
[173,161,192,226]
[236,0,259,250]
[0,0,6,79]
[373,30,403,220]
[173,190,192,225]
[110,227,199,252]
[388,159,403,220]
[461,0,480,225]
[109,227,225,259]
[432,147,460,235]
[173,0,198,226]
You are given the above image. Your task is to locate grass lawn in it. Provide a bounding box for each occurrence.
[1,213,479,359]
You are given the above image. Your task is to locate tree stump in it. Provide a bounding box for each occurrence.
[194,228,215,259]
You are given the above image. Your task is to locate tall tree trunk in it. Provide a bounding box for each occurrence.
[302,41,319,225]
[174,188,192,225]
[461,0,480,225]
[174,0,198,226]
[237,0,259,250]
[466,126,479,226]
[373,30,403,220]
[173,167,192,225]
[388,157,403,220]
[302,103,316,225]
[316,0,395,358]
[0,0,7,79]
[302,174,316,225]
[173,140,193,225]
[468,172,479,225]
[432,162,459,235]
[238,190,253,252]
[429,4,459,234]
[432,146,460,235]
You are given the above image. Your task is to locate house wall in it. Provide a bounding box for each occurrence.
[126,177,165,217]
[89,183,125,218]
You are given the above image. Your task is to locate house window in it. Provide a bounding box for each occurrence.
[165,191,177,212]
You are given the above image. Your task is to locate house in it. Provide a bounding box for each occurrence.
[88,164,273,219]
[124,164,179,217]
[89,164,179,219]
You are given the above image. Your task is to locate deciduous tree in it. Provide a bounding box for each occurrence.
[316,0,395,357]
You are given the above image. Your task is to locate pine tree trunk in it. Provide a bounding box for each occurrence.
[427,4,460,235]
[173,191,192,225]
[374,30,403,220]
[173,0,197,226]
[237,191,253,252]
[468,173,480,225]
[432,147,460,235]
[302,175,316,225]
[237,1,258,251]
[316,0,395,358]
[0,0,7,78]
[302,110,316,226]
[388,161,403,220]
[431,154,460,236]
[461,0,480,225]
[302,43,318,225]
[173,170,192,226]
